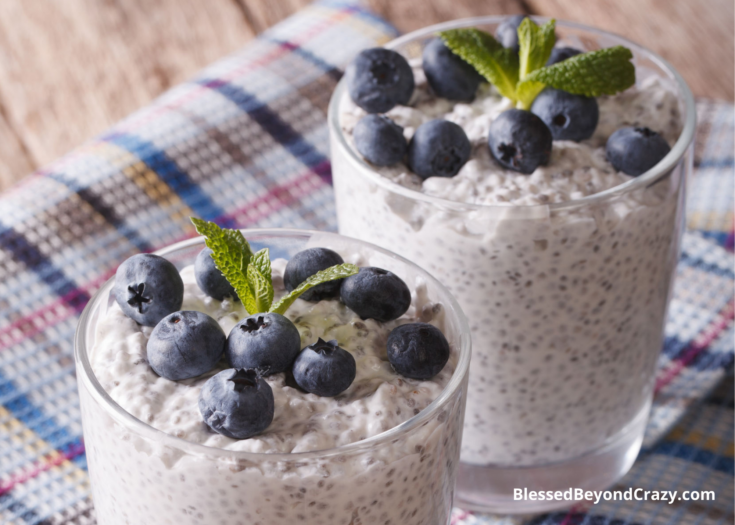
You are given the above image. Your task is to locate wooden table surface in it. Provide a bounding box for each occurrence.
[0,0,731,191]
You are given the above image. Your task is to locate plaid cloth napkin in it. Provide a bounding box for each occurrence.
[0,1,732,524]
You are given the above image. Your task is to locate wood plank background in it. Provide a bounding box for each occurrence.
[0,0,731,191]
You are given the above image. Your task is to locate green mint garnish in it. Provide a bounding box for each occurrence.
[518,18,556,81]
[249,248,274,313]
[191,217,257,311]
[191,217,357,316]
[522,46,636,98]
[515,18,556,107]
[439,19,635,110]
[439,28,519,101]
[270,263,358,315]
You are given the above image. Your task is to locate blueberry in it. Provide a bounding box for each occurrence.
[530,88,599,142]
[345,48,415,113]
[147,311,226,380]
[195,248,238,301]
[292,339,356,397]
[354,115,407,166]
[386,323,450,380]
[199,368,274,439]
[422,38,483,101]
[495,15,528,52]
[488,109,552,174]
[606,126,671,176]
[226,313,301,375]
[407,120,471,179]
[341,267,411,322]
[114,253,184,326]
[546,46,582,66]
[283,248,345,302]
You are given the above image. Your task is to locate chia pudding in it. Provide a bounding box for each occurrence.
[76,232,470,525]
[330,23,690,470]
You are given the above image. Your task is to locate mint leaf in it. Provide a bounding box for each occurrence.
[516,79,547,110]
[518,18,556,81]
[440,24,635,109]
[190,217,257,313]
[515,18,556,109]
[251,248,273,312]
[440,28,519,101]
[247,264,272,314]
[270,263,359,315]
[524,45,635,97]
[252,248,271,278]
[190,219,359,317]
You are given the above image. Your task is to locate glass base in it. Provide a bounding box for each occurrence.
[455,403,649,514]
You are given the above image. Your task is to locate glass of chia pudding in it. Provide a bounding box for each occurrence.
[75,228,471,525]
[329,16,695,513]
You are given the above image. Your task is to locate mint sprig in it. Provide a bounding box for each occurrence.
[191,217,256,309]
[191,218,358,315]
[270,264,358,315]
[518,17,556,81]
[522,46,636,98]
[246,260,271,314]
[439,18,635,109]
[515,18,556,107]
[249,248,273,313]
[440,28,518,101]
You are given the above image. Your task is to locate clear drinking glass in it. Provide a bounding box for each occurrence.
[75,229,471,525]
[328,17,695,513]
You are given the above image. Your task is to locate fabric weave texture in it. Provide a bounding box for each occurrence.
[0,1,731,524]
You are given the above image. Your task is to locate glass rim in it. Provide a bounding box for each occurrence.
[327,15,697,213]
[74,228,472,461]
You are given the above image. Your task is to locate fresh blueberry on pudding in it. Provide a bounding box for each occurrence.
[531,88,599,142]
[387,323,450,380]
[488,109,553,173]
[147,310,226,380]
[199,368,275,439]
[340,266,411,322]
[226,312,301,375]
[353,114,408,166]
[292,338,357,397]
[606,126,672,176]
[113,253,184,326]
[407,119,472,178]
[345,48,415,113]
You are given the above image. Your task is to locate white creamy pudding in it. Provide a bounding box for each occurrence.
[81,246,466,525]
[93,261,453,452]
[333,62,684,467]
[339,69,682,206]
